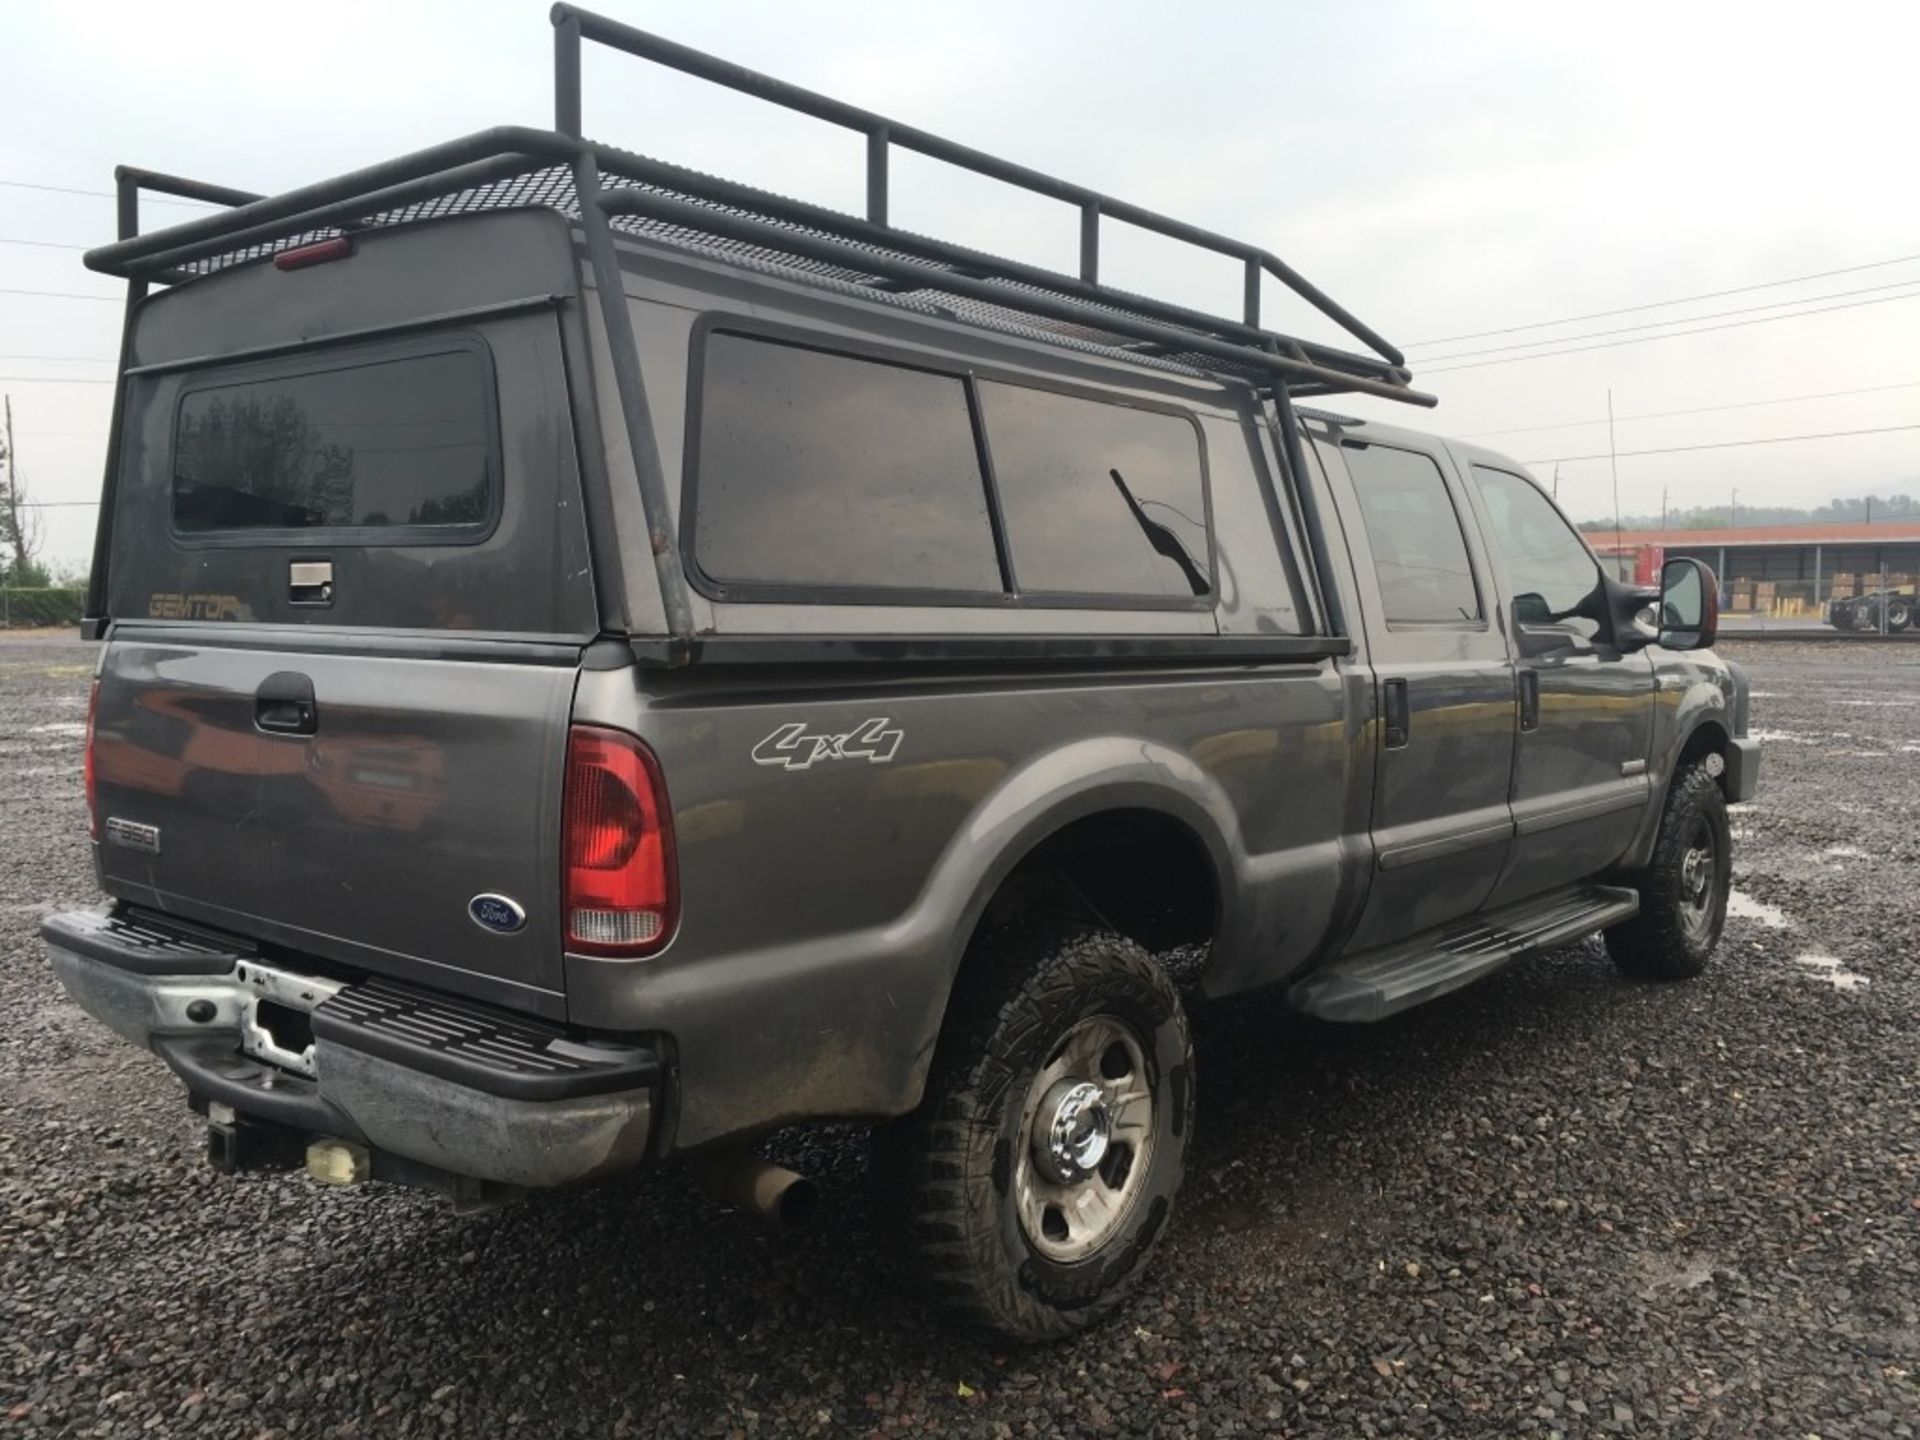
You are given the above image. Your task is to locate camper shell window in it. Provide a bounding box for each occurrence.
[685,325,1215,610]
[170,337,499,544]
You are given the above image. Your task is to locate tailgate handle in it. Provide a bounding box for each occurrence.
[288,560,333,606]
[255,672,317,736]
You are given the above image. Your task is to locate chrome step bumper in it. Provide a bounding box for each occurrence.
[42,906,659,1189]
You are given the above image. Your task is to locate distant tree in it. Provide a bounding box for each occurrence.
[1,397,49,586]
[1579,490,1920,533]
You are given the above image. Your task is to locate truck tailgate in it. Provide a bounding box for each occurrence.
[93,636,579,1013]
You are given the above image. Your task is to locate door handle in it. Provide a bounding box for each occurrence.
[1382,678,1410,750]
[255,672,317,736]
[1518,669,1540,733]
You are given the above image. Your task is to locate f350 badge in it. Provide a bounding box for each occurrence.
[751,717,903,771]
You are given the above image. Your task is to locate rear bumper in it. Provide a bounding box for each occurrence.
[43,907,659,1190]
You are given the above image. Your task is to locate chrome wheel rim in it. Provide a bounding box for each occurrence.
[1012,1015,1155,1263]
[1679,817,1717,942]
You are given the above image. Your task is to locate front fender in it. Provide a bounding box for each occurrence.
[1620,660,1737,870]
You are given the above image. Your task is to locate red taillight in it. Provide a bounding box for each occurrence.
[273,236,354,271]
[83,679,100,841]
[562,725,677,957]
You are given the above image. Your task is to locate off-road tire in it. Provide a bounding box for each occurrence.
[1605,762,1731,981]
[876,925,1193,1342]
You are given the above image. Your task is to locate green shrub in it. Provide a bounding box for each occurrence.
[1,587,85,629]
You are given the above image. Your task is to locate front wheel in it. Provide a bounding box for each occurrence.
[1887,597,1912,632]
[1605,762,1732,980]
[878,926,1193,1342]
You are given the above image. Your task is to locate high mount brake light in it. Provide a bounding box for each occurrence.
[273,236,354,271]
[83,679,100,842]
[562,725,677,957]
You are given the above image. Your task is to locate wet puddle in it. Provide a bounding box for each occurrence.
[1791,952,1869,991]
[1727,890,1790,928]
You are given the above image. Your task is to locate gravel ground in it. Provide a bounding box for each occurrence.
[3,636,1917,1438]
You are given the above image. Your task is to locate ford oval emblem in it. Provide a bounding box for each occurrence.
[468,893,527,935]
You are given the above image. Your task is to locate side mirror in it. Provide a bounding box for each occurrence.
[1657,558,1718,650]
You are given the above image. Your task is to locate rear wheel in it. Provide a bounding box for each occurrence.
[878,926,1193,1342]
[1605,763,1731,980]
[1887,596,1912,632]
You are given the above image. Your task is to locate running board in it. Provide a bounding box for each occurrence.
[1289,884,1641,1023]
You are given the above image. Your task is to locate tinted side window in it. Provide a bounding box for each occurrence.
[692,334,1003,595]
[173,347,493,535]
[979,381,1210,600]
[1472,465,1605,640]
[1341,442,1481,623]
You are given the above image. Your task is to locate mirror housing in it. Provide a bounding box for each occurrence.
[1656,558,1718,650]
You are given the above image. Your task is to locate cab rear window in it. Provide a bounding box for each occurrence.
[171,341,497,538]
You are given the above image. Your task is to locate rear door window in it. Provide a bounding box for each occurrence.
[172,341,496,540]
[689,332,1005,598]
[980,381,1210,601]
[1341,441,1482,625]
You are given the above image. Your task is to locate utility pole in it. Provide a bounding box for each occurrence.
[1660,485,1668,532]
[3,395,16,583]
[1552,464,1560,499]
[1607,388,1622,560]
[1731,487,1739,530]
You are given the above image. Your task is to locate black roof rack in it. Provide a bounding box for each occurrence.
[84,4,1431,411]
[81,7,1428,649]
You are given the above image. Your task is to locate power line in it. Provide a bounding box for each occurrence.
[0,236,88,251]
[1412,277,1920,364]
[1520,422,1920,466]
[1407,248,1920,347]
[1460,379,1920,439]
[0,287,124,303]
[0,376,114,385]
[1422,289,1920,374]
[0,355,112,363]
[16,499,99,508]
[0,178,219,210]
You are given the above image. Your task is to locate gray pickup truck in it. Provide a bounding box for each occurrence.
[46,8,1756,1341]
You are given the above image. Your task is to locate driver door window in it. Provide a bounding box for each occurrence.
[1471,465,1606,645]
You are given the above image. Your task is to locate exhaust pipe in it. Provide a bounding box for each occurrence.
[691,1153,819,1231]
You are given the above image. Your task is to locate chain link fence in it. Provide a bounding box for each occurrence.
[0,587,86,630]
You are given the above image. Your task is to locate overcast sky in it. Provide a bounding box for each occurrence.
[5,0,1919,570]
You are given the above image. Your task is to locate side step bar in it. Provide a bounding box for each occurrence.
[1289,884,1641,1023]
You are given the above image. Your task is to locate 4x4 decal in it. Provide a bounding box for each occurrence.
[751,717,904,771]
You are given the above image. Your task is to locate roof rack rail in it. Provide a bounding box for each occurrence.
[83,5,1431,410]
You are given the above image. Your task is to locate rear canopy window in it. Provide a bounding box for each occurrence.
[690,330,1216,605]
[692,333,1004,595]
[173,346,494,535]
[980,381,1209,599]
